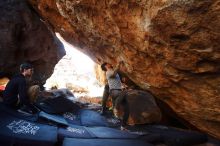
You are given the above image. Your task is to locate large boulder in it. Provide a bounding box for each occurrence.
[114,90,161,125]
[0,0,65,84]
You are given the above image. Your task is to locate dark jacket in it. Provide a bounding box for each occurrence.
[3,74,29,107]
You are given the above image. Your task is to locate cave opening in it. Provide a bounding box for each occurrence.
[44,34,104,99]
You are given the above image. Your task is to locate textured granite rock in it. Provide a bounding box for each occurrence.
[114,90,161,125]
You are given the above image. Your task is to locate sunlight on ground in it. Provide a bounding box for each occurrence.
[44,34,104,98]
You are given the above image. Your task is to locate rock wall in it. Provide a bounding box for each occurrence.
[0,0,65,83]
[26,0,220,139]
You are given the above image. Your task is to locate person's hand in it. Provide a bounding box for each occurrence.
[118,61,124,68]
[119,61,124,64]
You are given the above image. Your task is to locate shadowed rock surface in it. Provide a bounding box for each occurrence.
[0,0,65,84]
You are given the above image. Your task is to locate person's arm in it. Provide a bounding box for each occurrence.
[109,61,123,78]
[18,78,30,105]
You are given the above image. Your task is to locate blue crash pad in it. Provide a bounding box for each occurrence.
[144,125,207,146]
[63,112,81,125]
[0,103,38,122]
[37,106,115,128]
[59,125,139,140]
[58,125,95,140]
[106,117,121,127]
[39,111,68,126]
[86,127,139,139]
[80,109,108,127]
[64,110,121,127]
[0,111,57,146]
[62,138,153,146]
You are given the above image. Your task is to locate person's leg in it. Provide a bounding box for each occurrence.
[110,90,121,108]
[114,91,129,127]
[101,84,109,114]
[28,85,40,103]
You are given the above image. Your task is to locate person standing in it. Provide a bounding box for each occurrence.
[101,61,123,114]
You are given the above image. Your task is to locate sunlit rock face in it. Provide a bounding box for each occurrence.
[0,0,65,83]
[45,54,103,98]
[28,0,220,138]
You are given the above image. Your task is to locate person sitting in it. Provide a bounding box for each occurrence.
[3,63,40,113]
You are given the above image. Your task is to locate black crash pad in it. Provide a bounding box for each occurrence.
[86,127,139,139]
[35,96,80,114]
[62,138,153,146]
[80,109,108,127]
[0,111,57,146]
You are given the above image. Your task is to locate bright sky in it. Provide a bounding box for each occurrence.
[57,33,95,73]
